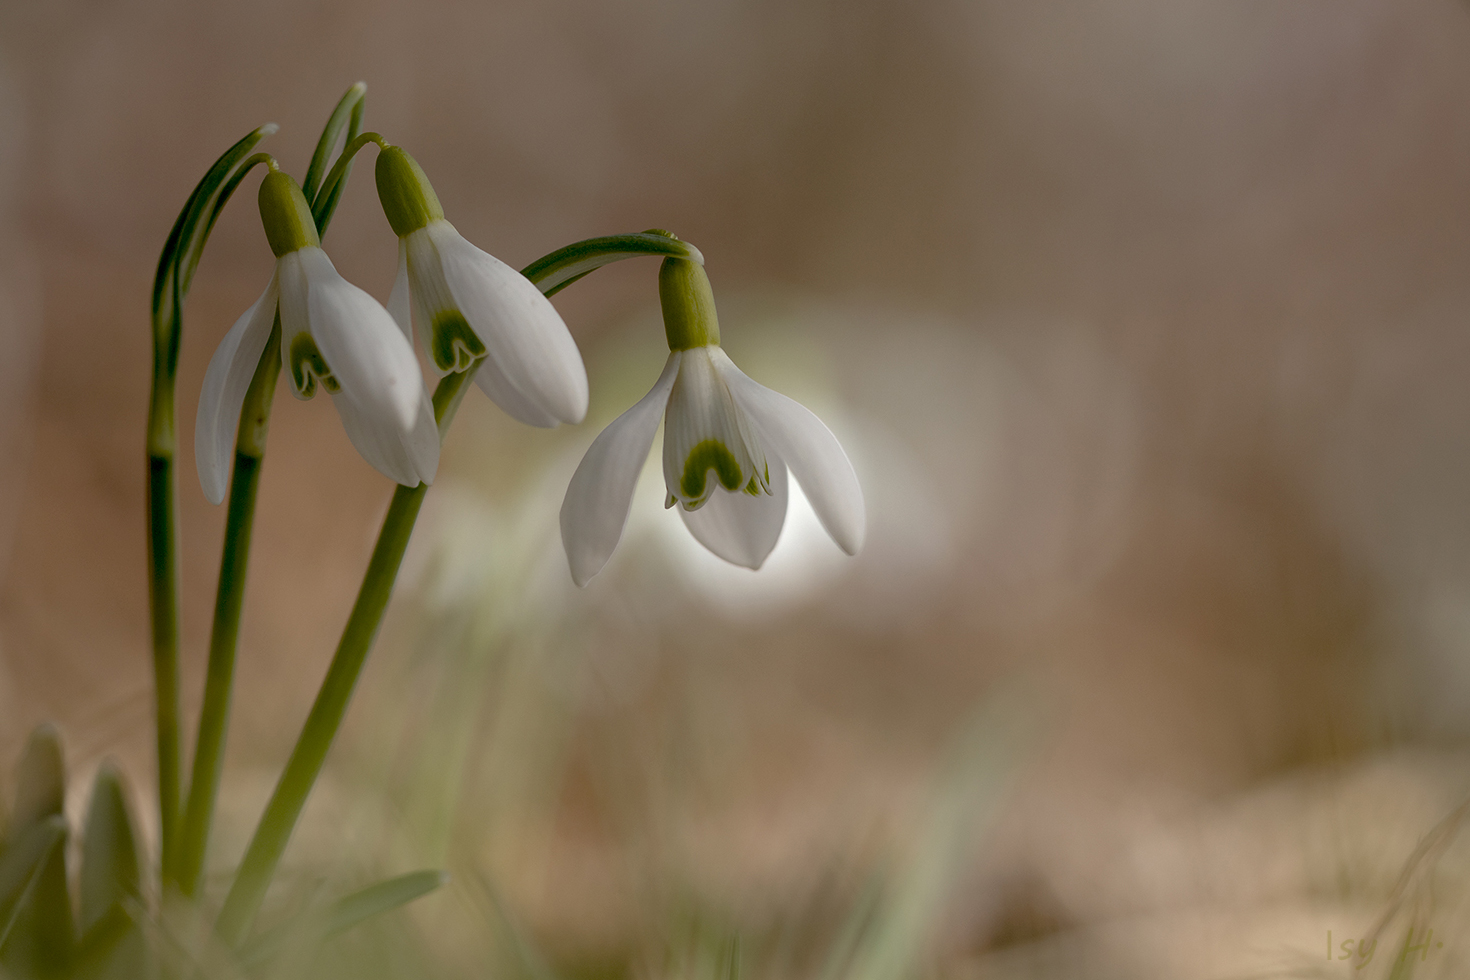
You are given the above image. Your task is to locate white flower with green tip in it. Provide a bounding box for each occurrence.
[195,170,437,504]
[376,146,588,428]
[560,256,864,586]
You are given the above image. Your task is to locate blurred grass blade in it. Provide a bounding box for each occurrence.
[521,232,706,296]
[0,817,73,976]
[6,725,63,841]
[79,762,140,934]
[239,869,447,968]
[0,817,65,947]
[322,869,447,936]
[466,869,563,980]
[1,726,74,976]
[836,689,1036,980]
[721,934,741,980]
[72,903,137,980]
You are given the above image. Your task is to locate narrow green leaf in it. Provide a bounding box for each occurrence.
[239,869,447,968]
[79,762,140,934]
[0,822,73,977]
[0,818,65,948]
[1,729,74,978]
[312,95,363,238]
[322,869,447,936]
[521,233,705,297]
[303,82,366,204]
[308,84,367,237]
[152,123,276,330]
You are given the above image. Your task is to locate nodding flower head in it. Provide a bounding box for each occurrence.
[376,145,588,429]
[195,169,437,504]
[559,254,864,587]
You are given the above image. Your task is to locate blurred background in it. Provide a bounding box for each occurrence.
[4,1,1470,976]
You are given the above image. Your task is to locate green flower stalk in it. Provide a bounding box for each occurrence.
[166,83,365,895]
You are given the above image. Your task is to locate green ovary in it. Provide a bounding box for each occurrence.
[680,439,746,502]
[430,310,486,372]
[289,333,340,396]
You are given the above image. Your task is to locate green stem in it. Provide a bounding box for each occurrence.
[312,131,386,230]
[213,371,474,947]
[149,124,276,879]
[174,322,282,897]
[146,447,180,877]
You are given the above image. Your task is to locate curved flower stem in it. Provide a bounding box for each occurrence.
[173,96,363,893]
[174,320,282,897]
[213,369,474,947]
[214,230,706,946]
[149,124,276,876]
[312,130,387,230]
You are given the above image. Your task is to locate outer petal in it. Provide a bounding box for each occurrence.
[712,348,866,555]
[330,385,439,487]
[299,247,423,435]
[678,452,788,569]
[473,350,563,428]
[560,354,681,586]
[194,273,279,505]
[387,240,412,344]
[430,221,589,425]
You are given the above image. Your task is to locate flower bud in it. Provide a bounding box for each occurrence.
[375,146,444,237]
[257,171,320,258]
[659,256,720,351]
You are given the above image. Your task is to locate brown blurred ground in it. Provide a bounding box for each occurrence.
[3,0,1470,972]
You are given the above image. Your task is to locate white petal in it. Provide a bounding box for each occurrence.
[712,348,866,555]
[560,354,681,586]
[472,352,563,428]
[387,240,412,344]
[331,385,438,487]
[194,273,279,505]
[407,389,441,482]
[678,453,788,569]
[430,221,589,424]
[298,246,424,435]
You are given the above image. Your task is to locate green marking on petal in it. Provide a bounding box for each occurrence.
[288,333,339,397]
[744,475,762,496]
[429,310,486,373]
[680,439,744,501]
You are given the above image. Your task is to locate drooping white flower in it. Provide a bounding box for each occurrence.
[195,170,437,504]
[376,146,587,428]
[560,257,864,586]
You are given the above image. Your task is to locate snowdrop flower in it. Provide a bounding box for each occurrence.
[560,254,864,586]
[195,169,437,504]
[376,145,588,427]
